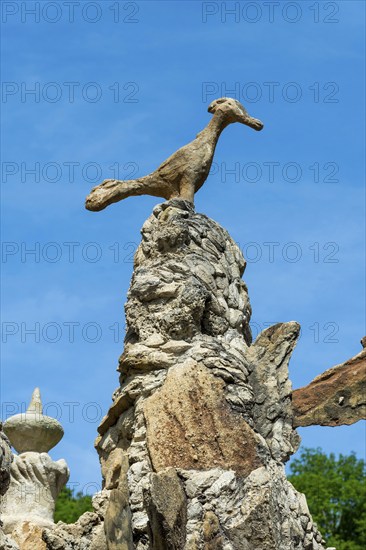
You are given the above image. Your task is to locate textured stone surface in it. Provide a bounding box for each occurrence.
[0,426,19,550]
[179,464,327,550]
[121,200,252,351]
[85,97,263,210]
[248,322,301,462]
[144,468,187,549]
[103,451,134,550]
[42,491,108,550]
[292,343,366,427]
[0,424,12,497]
[144,361,265,476]
[1,452,69,534]
[40,199,344,549]
[11,522,46,550]
[89,200,328,549]
[1,391,69,549]
[0,533,19,550]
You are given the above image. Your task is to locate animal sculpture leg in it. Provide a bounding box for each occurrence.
[178,174,195,203]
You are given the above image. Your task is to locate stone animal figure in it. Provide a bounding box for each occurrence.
[85,97,263,211]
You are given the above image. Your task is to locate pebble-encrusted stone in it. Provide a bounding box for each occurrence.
[43,200,330,549]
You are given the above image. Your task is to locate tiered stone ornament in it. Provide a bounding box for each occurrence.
[1,388,69,537]
[3,388,64,454]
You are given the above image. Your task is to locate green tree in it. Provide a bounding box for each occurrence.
[54,487,93,524]
[288,448,366,550]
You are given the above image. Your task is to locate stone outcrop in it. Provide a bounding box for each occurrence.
[292,342,366,427]
[42,491,108,550]
[89,199,329,549]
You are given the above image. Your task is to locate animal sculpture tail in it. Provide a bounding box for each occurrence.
[85,175,166,211]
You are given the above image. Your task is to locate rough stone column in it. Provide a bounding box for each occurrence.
[93,199,329,549]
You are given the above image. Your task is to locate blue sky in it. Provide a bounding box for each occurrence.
[1,0,365,492]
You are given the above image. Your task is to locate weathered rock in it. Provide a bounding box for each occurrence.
[0,426,19,550]
[144,468,187,549]
[103,451,134,550]
[38,491,109,549]
[120,199,252,355]
[144,360,265,476]
[42,199,348,549]
[88,200,327,549]
[1,390,69,547]
[292,343,366,427]
[0,424,12,497]
[0,534,19,550]
[248,322,301,461]
[43,511,107,550]
[1,452,69,534]
[11,522,46,550]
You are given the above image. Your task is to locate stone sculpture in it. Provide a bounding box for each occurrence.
[3,100,364,549]
[79,103,364,548]
[89,200,328,549]
[293,341,366,427]
[85,98,263,211]
[3,388,64,454]
[1,389,69,547]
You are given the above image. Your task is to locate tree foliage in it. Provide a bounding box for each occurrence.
[54,487,93,524]
[288,447,366,550]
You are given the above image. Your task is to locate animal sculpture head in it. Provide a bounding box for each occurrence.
[208,97,263,131]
